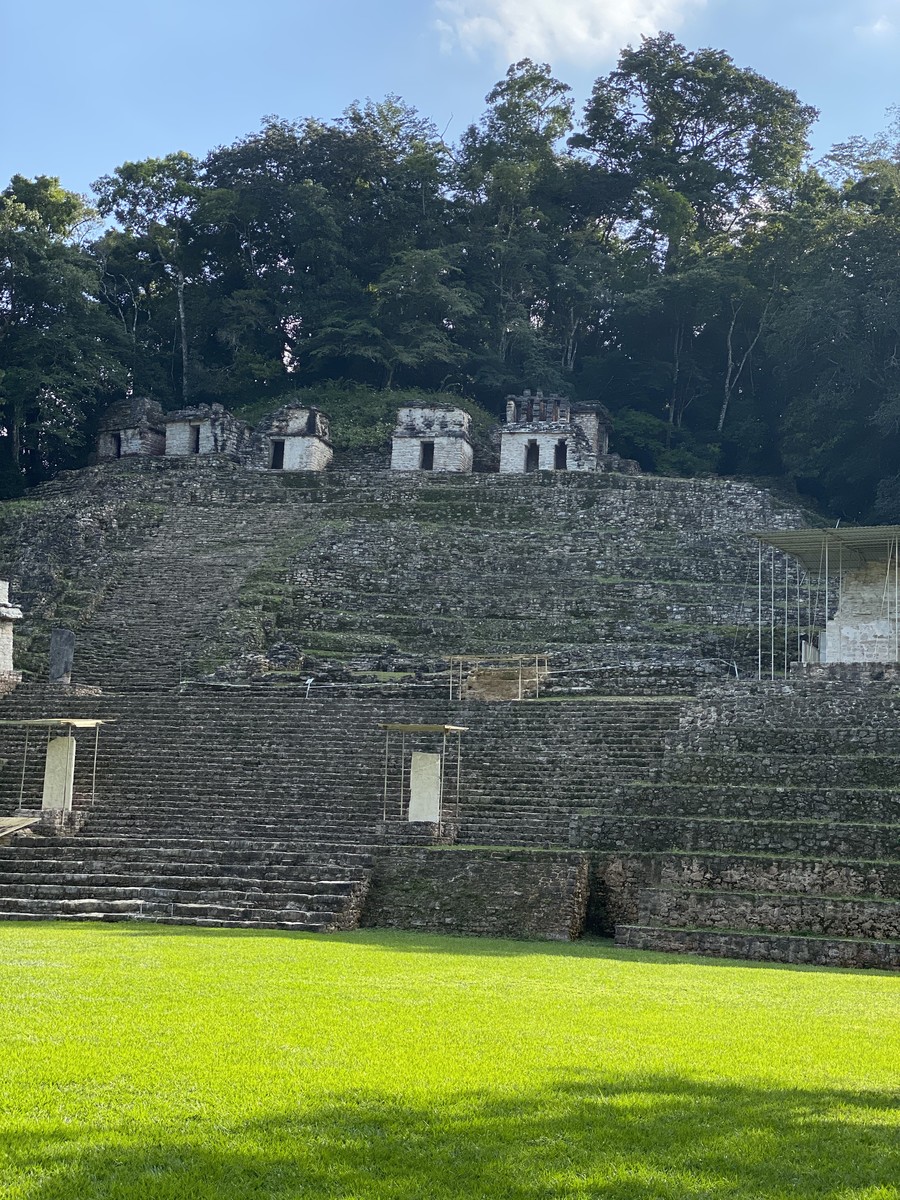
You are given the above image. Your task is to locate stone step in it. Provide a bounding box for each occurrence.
[636,886,900,939]
[573,813,899,858]
[614,924,900,969]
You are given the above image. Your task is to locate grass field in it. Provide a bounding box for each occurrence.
[0,925,897,1199]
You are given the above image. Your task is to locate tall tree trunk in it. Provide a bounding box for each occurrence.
[717,297,769,434]
[176,270,189,404]
[667,321,683,448]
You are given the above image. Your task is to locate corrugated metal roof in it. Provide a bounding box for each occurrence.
[749,527,900,574]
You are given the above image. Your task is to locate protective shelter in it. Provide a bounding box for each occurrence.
[750,526,900,670]
[0,718,112,814]
[380,723,467,824]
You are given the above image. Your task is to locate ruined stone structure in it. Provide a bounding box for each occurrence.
[244,404,333,472]
[500,391,622,474]
[165,404,249,459]
[390,404,473,473]
[0,459,896,969]
[95,397,166,461]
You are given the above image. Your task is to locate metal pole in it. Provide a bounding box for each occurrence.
[91,725,100,807]
[518,659,523,701]
[838,542,843,664]
[784,554,789,675]
[796,565,802,664]
[535,655,540,699]
[757,542,763,680]
[449,658,454,701]
[825,537,829,661]
[382,730,389,821]
[440,732,447,825]
[399,733,405,820]
[456,733,462,821]
[770,546,775,680]
[17,728,30,813]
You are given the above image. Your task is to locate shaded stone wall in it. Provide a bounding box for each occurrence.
[362,847,590,940]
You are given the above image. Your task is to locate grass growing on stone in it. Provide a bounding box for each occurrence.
[0,925,897,1200]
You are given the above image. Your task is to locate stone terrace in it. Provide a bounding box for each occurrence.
[604,678,900,968]
[0,458,811,688]
[0,459,897,966]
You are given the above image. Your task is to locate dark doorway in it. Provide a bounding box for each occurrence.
[190,424,201,454]
[420,441,435,470]
[113,433,122,459]
[554,439,568,471]
[270,439,285,470]
[305,411,317,436]
[525,440,539,472]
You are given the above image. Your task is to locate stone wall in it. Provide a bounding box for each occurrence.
[0,460,812,684]
[165,406,248,458]
[390,436,473,473]
[362,846,590,940]
[500,428,595,472]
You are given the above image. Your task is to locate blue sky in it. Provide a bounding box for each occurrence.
[2,0,898,196]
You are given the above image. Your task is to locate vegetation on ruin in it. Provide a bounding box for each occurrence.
[3,34,900,519]
[0,923,897,1199]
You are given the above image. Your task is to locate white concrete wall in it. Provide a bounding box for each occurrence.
[390,437,473,472]
[825,562,900,662]
[499,431,595,473]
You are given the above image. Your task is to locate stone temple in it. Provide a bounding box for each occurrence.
[0,396,897,969]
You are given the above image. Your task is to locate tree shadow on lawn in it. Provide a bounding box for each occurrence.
[5,1073,898,1200]
[115,923,900,975]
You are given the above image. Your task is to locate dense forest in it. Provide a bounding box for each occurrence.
[2,33,900,518]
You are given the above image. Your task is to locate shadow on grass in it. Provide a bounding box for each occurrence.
[4,1074,898,1200]
[107,922,900,975]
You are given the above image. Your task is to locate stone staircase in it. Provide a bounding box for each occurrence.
[0,685,676,930]
[607,680,900,968]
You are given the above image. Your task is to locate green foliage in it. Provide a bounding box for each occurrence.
[234,383,494,454]
[3,37,899,515]
[0,924,897,1199]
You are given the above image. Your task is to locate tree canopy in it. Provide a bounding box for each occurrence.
[2,34,897,520]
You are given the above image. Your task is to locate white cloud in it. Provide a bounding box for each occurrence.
[853,4,899,38]
[435,0,707,64]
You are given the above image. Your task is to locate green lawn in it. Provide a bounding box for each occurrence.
[0,925,897,1199]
